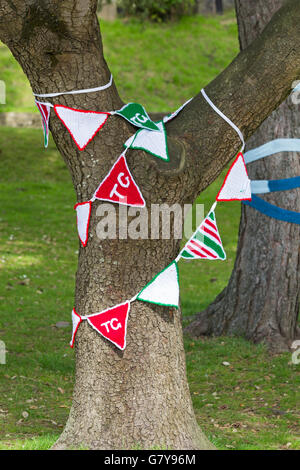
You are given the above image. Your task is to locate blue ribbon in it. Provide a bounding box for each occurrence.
[243,195,300,224]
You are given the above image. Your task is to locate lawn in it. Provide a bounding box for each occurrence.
[0,12,299,451]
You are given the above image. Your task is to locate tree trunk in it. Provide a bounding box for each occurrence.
[2,0,300,449]
[185,0,300,353]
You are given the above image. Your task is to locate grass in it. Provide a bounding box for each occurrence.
[0,12,299,451]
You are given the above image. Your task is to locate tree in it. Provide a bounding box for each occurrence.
[185,0,300,353]
[215,0,223,14]
[1,0,300,450]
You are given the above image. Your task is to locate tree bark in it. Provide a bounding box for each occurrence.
[185,0,300,353]
[1,0,300,449]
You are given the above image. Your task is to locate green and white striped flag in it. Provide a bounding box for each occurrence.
[180,203,226,261]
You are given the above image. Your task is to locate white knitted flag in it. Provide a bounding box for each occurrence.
[74,201,92,247]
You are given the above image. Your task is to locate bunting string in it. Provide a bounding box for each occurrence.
[244,139,300,164]
[69,91,249,350]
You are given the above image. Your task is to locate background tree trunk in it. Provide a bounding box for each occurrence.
[185,0,300,353]
[2,0,300,449]
[215,0,223,14]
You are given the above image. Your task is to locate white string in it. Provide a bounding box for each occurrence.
[90,148,129,203]
[33,74,113,98]
[201,89,245,152]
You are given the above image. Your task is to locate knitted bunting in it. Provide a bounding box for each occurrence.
[54,105,110,151]
[180,205,226,261]
[124,120,169,162]
[137,261,179,308]
[115,103,159,131]
[70,308,82,348]
[93,153,145,207]
[74,201,92,247]
[86,301,130,351]
[36,101,51,148]
[217,153,251,201]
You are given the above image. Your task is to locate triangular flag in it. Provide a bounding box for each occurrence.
[124,120,169,162]
[36,101,51,148]
[137,261,179,308]
[180,205,226,261]
[115,103,159,131]
[163,98,192,123]
[217,152,252,201]
[70,308,82,348]
[74,201,92,247]
[54,105,110,151]
[86,302,130,350]
[93,153,145,207]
